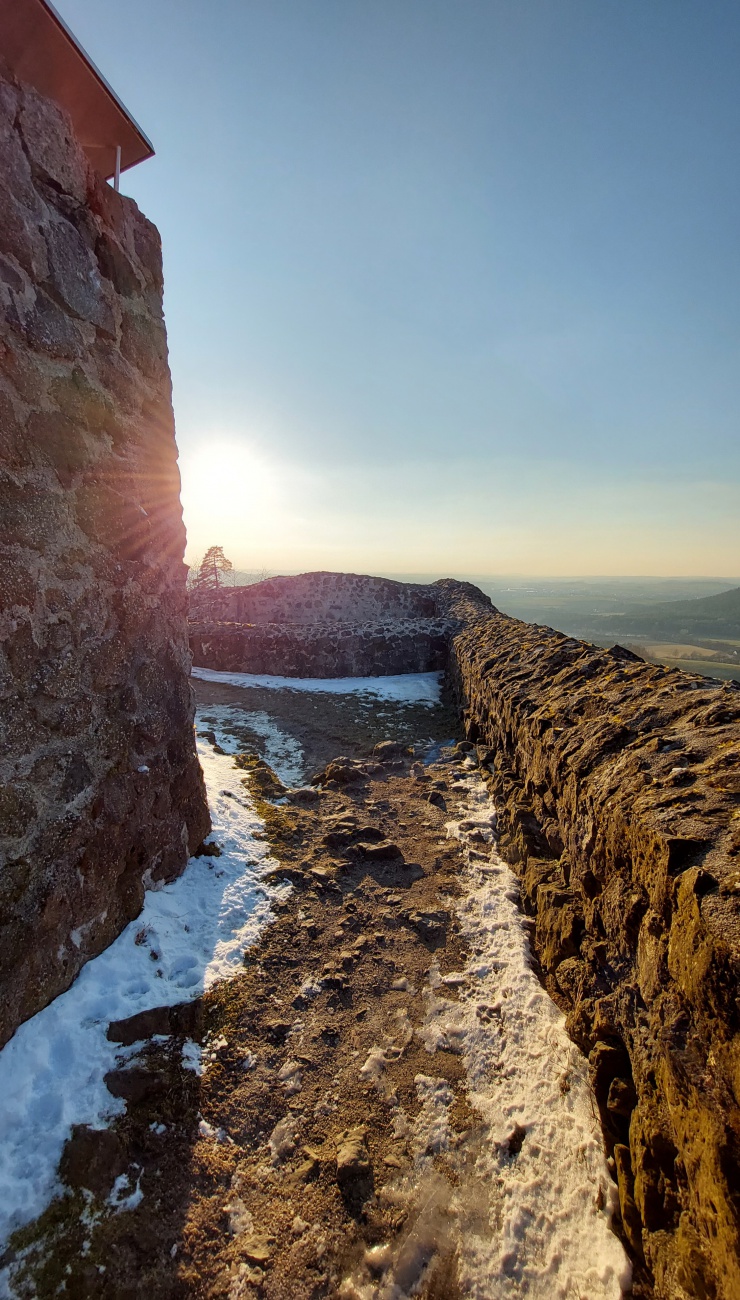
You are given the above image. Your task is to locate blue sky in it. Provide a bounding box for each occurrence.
[61,0,740,575]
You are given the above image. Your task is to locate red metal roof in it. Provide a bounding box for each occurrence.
[0,0,154,180]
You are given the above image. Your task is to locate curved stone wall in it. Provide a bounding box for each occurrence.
[189,615,452,678]
[188,572,477,678]
[213,570,438,625]
[0,69,209,1046]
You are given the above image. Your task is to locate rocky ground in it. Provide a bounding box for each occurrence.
[191,676,460,776]
[3,681,632,1299]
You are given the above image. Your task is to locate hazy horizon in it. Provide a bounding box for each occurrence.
[58,0,740,577]
[215,567,740,592]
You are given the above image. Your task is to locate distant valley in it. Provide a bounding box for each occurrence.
[473,576,740,681]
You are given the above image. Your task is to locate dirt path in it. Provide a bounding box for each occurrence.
[7,741,481,1297]
[4,688,630,1299]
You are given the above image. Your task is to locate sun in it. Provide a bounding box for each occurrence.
[179,439,280,560]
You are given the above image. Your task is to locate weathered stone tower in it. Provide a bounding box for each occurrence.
[0,23,209,1046]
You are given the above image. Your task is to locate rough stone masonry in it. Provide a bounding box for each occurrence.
[440,580,740,1300]
[189,570,457,677]
[0,66,209,1047]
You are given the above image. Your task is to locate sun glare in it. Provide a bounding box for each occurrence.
[180,440,280,561]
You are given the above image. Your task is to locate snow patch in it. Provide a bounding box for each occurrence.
[192,666,442,704]
[412,1076,454,1158]
[269,1117,298,1164]
[197,703,304,786]
[181,1040,203,1075]
[198,1119,227,1142]
[0,725,283,1251]
[444,774,631,1298]
[277,1060,302,1095]
[359,1047,390,1088]
[108,1169,143,1214]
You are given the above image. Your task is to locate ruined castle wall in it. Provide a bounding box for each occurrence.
[211,571,438,624]
[439,584,740,1300]
[0,70,210,1046]
[189,617,452,678]
[189,572,456,678]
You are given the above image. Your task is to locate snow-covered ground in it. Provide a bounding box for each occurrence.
[192,665,442,703]
[0,673,441,1257]
[0,733,284,1252]
[197,702,305,786]
[441,772,630,1297]
[345,768,630,1300]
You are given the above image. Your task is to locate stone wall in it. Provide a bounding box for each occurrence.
[439,582,740,1300]
[188,573,487,678]
[0,69,210,1047]
[201,571,438,625]
[189,616,452,678]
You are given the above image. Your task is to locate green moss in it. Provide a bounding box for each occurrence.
[234,752,309,858]
[5,1187,106,1298]
[234,751,286,801]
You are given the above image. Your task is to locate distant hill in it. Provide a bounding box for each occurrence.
[593,586,740,640]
